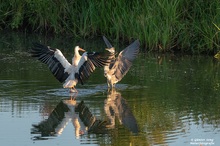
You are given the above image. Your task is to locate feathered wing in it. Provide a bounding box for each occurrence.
[30,43,71,83]
[120,40,140,62]
[76,51,114,85]
[102,36,116,74]
[112,40,140,81]
[103,36,113,48]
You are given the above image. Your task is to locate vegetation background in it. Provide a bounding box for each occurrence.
[1,0,220,54]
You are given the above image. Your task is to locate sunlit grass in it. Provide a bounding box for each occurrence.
[1,0,220,54]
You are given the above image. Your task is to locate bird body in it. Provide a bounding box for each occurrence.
[103,36,140,88]
[31,43,113,92]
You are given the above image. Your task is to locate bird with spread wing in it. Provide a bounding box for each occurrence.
[103,36,140,89]
[30,43,114,93]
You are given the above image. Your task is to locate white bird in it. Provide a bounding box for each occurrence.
[31,43,113,93]
[102,36,140,88]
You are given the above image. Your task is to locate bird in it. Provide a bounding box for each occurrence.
[102,36,140,88]
[30,43,113,93]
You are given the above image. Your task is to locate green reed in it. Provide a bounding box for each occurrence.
[1,0,220,54]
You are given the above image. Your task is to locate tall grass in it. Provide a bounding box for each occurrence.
[1,0,220,54]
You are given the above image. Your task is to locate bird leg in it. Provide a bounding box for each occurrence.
[69,92,78,100]
[69,87,78,100]
[70,87,78,93]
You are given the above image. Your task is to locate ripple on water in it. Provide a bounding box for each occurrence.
[45,83,134,97]
[142,108,220,146]
[46,87,104,97]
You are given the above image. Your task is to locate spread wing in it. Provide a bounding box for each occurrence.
[103,36,113,48]
[112,40,140,81]
[30,43,71,83]
[76,51,114,85]
[102,36,116,73]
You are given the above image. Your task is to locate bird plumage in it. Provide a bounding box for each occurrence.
[31,43,113,92]
[103,36,140,88]
[31,43,70,83]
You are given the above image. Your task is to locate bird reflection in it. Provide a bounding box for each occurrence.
[104,88,139,134]
[75,101,108,134]
[69,92,78,100]
[31,99,108,140]
[31,90,138,140]
[31,99,87,140]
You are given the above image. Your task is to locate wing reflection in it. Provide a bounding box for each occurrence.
[31,90,138,140]
[31,101,70,140]
[31,100,87,140]
[31,99,108,140]
[75,101,108,134]
[104,88,139,134]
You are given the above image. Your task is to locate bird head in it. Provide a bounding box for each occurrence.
[105,47,115,54]
[75,46,86,53]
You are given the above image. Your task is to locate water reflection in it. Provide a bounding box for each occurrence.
[31,89,138,141]
[31,100,72,140]
[104,89,138,133]
[32,99,90,140]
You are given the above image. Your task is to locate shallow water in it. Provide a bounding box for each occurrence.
[1,32,220,146]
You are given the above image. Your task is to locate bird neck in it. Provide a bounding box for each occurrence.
[74,48,81,57]
[72,49,81,66]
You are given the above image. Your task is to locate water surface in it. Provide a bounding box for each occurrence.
[0,32,220,146]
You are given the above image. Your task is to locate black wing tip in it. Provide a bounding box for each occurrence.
[94,51,115,67]
[32,42,48,50]
[32,42,44,48]
[30,42,54,56]
[78,50,114,83]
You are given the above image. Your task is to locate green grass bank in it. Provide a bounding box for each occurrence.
[1,0,220,54]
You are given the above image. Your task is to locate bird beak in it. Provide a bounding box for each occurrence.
[79,48,86,52]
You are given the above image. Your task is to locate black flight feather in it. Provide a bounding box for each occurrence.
[30,43,69,83]
[77,51,114,85]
